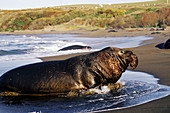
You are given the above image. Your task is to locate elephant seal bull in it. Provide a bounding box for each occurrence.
[0,47,138,94]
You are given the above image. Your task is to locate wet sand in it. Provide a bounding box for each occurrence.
[40,28,170,113]
[1,27,170,113]
[105,34,170,113]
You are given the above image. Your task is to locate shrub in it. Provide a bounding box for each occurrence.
[138,12,159,27]
[137,8,170,27]
[124,16,137,28]
[87,8,125,19]
[0,6,169,31]
[125,8,142,14]
[156,8,170,27]
[165,16,170,26]
[12,15,32,30]
[29,18,52,30]
[103,9,125,18]
[24,12,44,20]
[29,10,85,30]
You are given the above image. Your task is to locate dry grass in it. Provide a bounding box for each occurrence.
[0,0,169,31]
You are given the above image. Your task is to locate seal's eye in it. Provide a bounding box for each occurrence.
[118,51,125,55]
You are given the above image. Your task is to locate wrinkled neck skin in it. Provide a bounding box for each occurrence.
[64,50,129,89]
[93,50,128,84]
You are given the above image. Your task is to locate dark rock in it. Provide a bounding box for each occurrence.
[108,30,117,32]
[105,27,113,30]
[150,28,155,31]
[155,39,170,49]
[91,29,99,32]
[155,43,164,49]
[162,39,170,49]
[151,32,161,34]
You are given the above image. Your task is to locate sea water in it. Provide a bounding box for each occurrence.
[0,34,152,74]
[0,34,169,113]
[0,34,152,61]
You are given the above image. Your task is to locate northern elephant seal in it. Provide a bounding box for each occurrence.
[58,45,92,51]
[0,47,138,94]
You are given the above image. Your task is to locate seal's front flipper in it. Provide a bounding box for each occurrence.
[0,91,21,96]
[67,90,80,97]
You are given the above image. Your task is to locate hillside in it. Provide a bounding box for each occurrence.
[0,0,169,32]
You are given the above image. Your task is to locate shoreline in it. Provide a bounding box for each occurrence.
[40,33,170,85]
[38,28,170,113]
[1,28,170,113]
[0,27,169,37]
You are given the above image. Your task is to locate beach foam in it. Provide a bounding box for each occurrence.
[0,34,153,61]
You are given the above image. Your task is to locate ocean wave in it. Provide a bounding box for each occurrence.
[0,34,153,61]
[0,49,30,56]
[0,34,88,61]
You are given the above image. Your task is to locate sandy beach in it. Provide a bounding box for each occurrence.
[105,33,170,113]
[1,27,170,113]
[39,28,170,113]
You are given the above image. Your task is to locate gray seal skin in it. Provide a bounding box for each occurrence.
[58,45,92,51]
[0,47,138,94]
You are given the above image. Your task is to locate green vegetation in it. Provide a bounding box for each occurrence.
[0,0,169,31]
